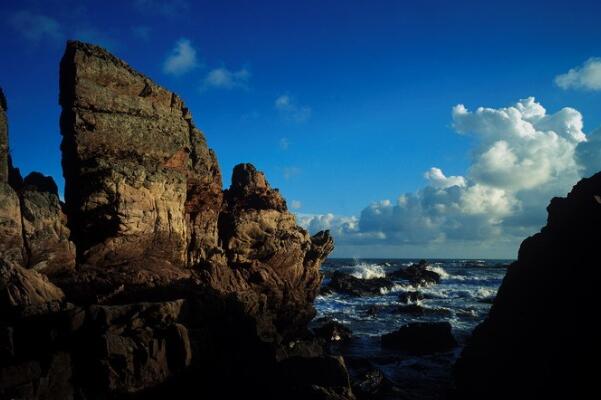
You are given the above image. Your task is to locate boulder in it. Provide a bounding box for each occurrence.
[454,172,601,399]
[381,322,457,354]
[326,270,394,297]
[313,319,353,343]
[388,260,441,286]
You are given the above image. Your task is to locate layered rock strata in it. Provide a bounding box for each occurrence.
[1,41,338,399]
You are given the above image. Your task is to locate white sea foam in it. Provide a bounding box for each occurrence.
[426,264,450,279]
[349,263,387,279]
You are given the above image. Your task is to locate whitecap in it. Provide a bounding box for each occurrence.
[349,263,387,279]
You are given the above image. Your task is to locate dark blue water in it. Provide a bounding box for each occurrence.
[313,259,510,398]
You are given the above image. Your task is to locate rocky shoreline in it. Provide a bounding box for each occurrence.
[2,40,598,400]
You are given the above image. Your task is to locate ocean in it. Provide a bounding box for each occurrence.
[312,258,510,398]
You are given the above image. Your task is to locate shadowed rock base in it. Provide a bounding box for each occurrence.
[453,172,601,400]
[1,41,343,399]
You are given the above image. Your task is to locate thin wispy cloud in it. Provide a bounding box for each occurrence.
[290,200,302,209]
[9,10,63,43]
[163,38,198,76]
[275,95,312,123]
[201,67,250,90]
[555,58,601,91]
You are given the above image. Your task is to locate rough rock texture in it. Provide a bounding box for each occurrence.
[60,41,222,269]
[1,42,339,399]
[454,173,601,399]
[20,173,76,275]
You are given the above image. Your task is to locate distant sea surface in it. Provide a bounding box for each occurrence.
[313,258,511,397]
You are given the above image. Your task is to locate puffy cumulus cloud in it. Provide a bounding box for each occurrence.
[576,128,601,178]
[163,38,198,76]
[9,10,63,43]
[202,67,250,90]
[305,98,599,257]
[555,58,601,91]
[275,95,312,123]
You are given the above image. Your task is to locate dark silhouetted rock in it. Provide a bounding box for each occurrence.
[388,260,441,287]
[313,319,353,343]
[398,290,424,303]
[454,173,601,399]
[381,322,457,354]
[327,270,394,296]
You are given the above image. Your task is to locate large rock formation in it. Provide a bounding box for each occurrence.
[60,41,222,269]
[454,173,601,399]
[1,41,338,399]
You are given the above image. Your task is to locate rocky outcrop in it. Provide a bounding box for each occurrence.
[1,41,337,399]
[20,173,76,275]
[454,173,601,399]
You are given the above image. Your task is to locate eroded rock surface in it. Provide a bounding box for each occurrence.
[1,41,339,399]
[454,173,601,399]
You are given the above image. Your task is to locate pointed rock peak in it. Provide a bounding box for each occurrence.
[23,172,59,196]
[231,163,269,193]
[226,163,287,212]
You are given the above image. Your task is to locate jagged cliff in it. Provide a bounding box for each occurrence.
[454,172,601,399]
[0,41,342,400]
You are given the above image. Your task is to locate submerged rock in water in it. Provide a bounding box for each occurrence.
[454,172,601,399]
[1,41,341,399]
[381,322,457,354]
[327,270,394,296]
[398,290,425,304]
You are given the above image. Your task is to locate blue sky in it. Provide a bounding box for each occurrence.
[2,0,601,258]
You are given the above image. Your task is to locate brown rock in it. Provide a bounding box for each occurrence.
[59,41,221,269]
[0,183,24,266]
[20,172,76,275]
[0,87,8,183]
[0,259,65,316]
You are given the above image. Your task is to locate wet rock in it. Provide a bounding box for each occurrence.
[454,172,601,399]
[398,290,424,304]
[327,271,394,297]
[388,260,441,287]
[313,319,353,343]
[381,322,457,354]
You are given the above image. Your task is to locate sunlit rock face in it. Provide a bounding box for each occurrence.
[1,41,340,399]
[59,41,222,269]
[454,172,601,399]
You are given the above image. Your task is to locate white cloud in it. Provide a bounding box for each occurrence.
[9,10,63,43]
[275,95,312,123]
[305,98,598,258]
[290,200,302,209]
[555,58,601,91]
[202,67,250,90]
[163,38,198,76]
